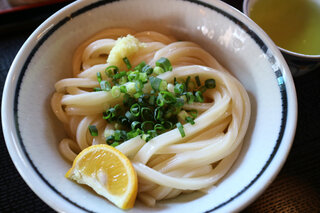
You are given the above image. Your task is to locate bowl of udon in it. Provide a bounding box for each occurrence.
[1,0,297,212]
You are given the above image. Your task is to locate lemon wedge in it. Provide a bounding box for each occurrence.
[66,144,138,209]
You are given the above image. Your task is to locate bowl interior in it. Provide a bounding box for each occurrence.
[5,0,296,212]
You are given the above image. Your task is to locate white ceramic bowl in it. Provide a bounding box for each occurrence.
[2,0,297,212]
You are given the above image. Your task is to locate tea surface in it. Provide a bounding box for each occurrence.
[250,0,320,55]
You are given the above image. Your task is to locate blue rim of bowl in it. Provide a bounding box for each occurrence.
[12,0,288,212]
[242,0,320,60]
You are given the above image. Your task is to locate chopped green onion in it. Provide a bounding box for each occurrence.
[139,72,148,83]
[156,57,172,72]
[188,109,198,119]
[134,61,146,71]
[106,135,115,144]
[100,80,111,91]
[118,116,129,126]
[125,111,135,121]
[154,123,165,132]
[149,95,156,105]
[114,130,122,140]
[105,65,119,77]
[123,57,132,69]
[142,65,153,75]
[175,97,185,107]
[119,76,127,85]
[97,72,102,83]
[125,82,136,95]
[88,125,98,136]
[154,66,165,75]
[159,80,168,91]
[141,134,150,142]
[123,93,135,106]
[111,86,121,97]
[195,91,204,102]
[141,121,154,131]
[147,130,157,139]
[134,91,143,99]
[199,86,207,93]
[93,87,102,92]
[141,107,153,120]
[195,76,201,87]
[185,116,195,125]
[186,92,195,104]
[113,71,127,80]
[205,79,216,89]
[162,121,173,129]
[174,83,185,95]
[120,85,127,93]
[176,122,185,137]
[135,80,144,92]
[167,83,174,93]
[128,71,140,81]
[130,103,141,117]
[156,94,165,107]
[131,121,141,130]
[160,91,176,104]
[185,76,191,91]
[154,107,163,121]
[110,142,119,147]
[150,77,162,91]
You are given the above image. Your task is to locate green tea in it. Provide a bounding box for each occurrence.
[250,0,320,55]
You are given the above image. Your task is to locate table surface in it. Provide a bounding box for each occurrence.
[1,0,319,212]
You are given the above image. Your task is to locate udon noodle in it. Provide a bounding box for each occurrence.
[51,28,250,206]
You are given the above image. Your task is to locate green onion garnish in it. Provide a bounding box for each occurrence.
[186,116,195,125]
[199,86,207,93]
[100,80,111,91]
[131,121,141,130]
[130,103,141,117]
[141,121,154,131]
[185,76,191,91]
[125,111,135,121]
[94,58,205,145]
[111,86,121,97]
[156,95,165,107]
[142,65,153,75]
[105,65,119,77]
[150,76,162,91]
[154,107,163,121]
[176,122,185,137]
[188,109,198,119]
[156,57,172,72]
[174,83,185,95]
[88,125,98,136]
[141,107,153,120]
[110,142,119,147]
[120,85,127,93]
[205,79,216,89]
[195,91,204,102]
[123,57,132,69]
[154,66,165,75]
[97,72,102,83]
[134,61,146,71]
[154,123,165,132]
[195,76,201,87]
